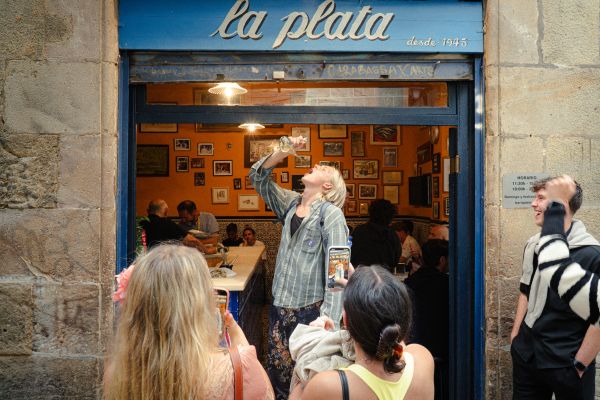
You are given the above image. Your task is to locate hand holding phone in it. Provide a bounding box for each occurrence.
[327,246,351,291]
[214,287,230,346]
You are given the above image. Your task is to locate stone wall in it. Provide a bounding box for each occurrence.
[484,0,600,398]
[0,1,118,398]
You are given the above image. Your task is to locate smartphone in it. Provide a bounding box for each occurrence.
[214,287,230,345]
[327,246,351,290]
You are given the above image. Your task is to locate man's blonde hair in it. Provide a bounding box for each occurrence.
[105,244,219,399]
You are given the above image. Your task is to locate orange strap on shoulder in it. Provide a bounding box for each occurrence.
[229,345,243,400]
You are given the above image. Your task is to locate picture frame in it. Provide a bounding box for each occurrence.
[433,201,440,220]
[346,183,355,199]
[244,135,288,168]
[195,123,242,132]
[417,142,432,164]
[291,126,311,151]
[176,156,189,172]
[342,169,350,180]
[370,125,401,145]
[295,155,311,168]
[281,171,289,183]
[383,147,397,167]
[358,184,377,200]
[353,160,379,179]
[432,176,440,198]
[213,160,233,176]
[233,178,242,190]
[318,124,347,139]
[190,158,205,168]
[359,201,369,215]
[245,176,254,189]
[139,122,178,133]
[346,200,357,214]
[432,153,441,173]
[238,194,260,211]
[383,185,399,205]
[320,160,341,170]
[323,142,344,157]
[350,131,366,157]
[292,175,305,192]
[382,171,403,185]
[444,196,450,216]
[194,88,242,108]
[136,145,169,177]
[212,187,230,204]
[443,158,450,192]
[174,138,191,151]
[194,172,205,186]
[197,143,214,156]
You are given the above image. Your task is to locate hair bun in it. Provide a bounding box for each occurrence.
[375,323,401,360]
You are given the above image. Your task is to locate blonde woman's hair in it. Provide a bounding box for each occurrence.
[321,166,346,209]
[104,244,218,400]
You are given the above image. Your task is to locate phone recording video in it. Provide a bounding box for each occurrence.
[214,287,230,344]
[327,246,351,290]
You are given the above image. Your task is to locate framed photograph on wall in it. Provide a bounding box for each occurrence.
[244,135,288,168]
[383,147,397,167]
[433,201,440,220]
[353,160,379,179]
[370,125,401,145]
[238,194,260,211]
[295,155,311,168]
[323,142,344,156]
[176,156,189,172]
[212,187,229,204]
[136,145,169,177]
[358,184,377,200]
[197,143,214,156]
[233,178,242,190]
[191,158,205,168]
[346,183,355,199]
[383,185,399,205]
[245,176,254,189]
[291,126,311,151]
[444,196,450,216]
[342,169,350,180]
[350,131,366,157]
[432,153,441,173]
[281,171,289,183]
[382,171,403,185]
[432,176,440,198]
[292,175,305,192]
[417,142,432,164]
[318,124,347,139]
[174,138,191,151]
[346,200,357,214]
[194,172,205,186]
[359,201,369,215]
[320,160,341,170]
[213,160,233,176]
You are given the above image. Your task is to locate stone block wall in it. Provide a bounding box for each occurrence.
[484,0,600,398]
[0,1,118,398]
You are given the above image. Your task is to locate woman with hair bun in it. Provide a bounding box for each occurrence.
[291,265,434,400]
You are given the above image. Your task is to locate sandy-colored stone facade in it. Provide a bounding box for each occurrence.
[484,0,600,398]
[0,0,118,397]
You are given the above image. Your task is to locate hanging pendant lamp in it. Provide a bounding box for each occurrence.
[238,123,265,132]
[208,82,247,97]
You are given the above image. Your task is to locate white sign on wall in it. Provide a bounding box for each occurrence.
[502,173,550,208]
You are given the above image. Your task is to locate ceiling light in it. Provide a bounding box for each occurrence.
[208,82,247,97]
[238,123,265,132]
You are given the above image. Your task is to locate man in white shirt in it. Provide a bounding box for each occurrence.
[393,220,422,264]
[241,226,267,260]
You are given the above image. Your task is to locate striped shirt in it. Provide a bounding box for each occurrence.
[249,156,348,322]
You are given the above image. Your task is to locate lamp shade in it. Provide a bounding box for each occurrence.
[238,123,265,132]
[208,82,247,96]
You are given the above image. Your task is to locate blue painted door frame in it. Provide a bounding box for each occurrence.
[117,53,485,399]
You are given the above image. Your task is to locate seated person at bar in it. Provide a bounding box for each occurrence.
[241,226,267,260]
[177,200,219,244]
[393,221,423,266]
[140,199,216,254]
[222,223,244,247]
[350,199,401,272]
[428,224,449,241]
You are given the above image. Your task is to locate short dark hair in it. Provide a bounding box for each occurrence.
[368,199,396,226]
[343,265,412,374]
[176,200,197,214]
[226,223,238,233]
[531,176,583,214]
[392,220,413,235]
[243,226,256,235]
[422,239,449,269]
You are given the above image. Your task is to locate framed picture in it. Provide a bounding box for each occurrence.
[244,135,288,168]
[139,122,178,133]
[194,88,242,108]
[320,160,341,170]
[383,147,397,167]
[197,143,214,156]
[359,201,369,215]
[176,156,189,172]
[346,200,357,214]
[443,158,450,192]
[370,125,401,145]
[174,138,191,151]
[213,160,233,176]
[417,142,432,164]
[233,178,242,190]
[212,187,230,204]
[291,126,311,151]
[318,124,347,139]
[432,176,440,198]
[323,142,344,157]
[238,194,260,211]
[382,171,403,185]
[383,185,399,204]
[136,145,169,177]
[444,196,450,216]
[353,160,379,179]
[194,172,205,186]
[432,152,441,173]
[350,131,366,157]
[191,158,205,168]
[433,201,440,220]
[195,123,242,132]
[359,184,377,200]
[342,169,350,180]
[281,171,289,183]
[346,183,355,199]
[295,155,311,168]
[292,175,305,192]
[245,176,254,189]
